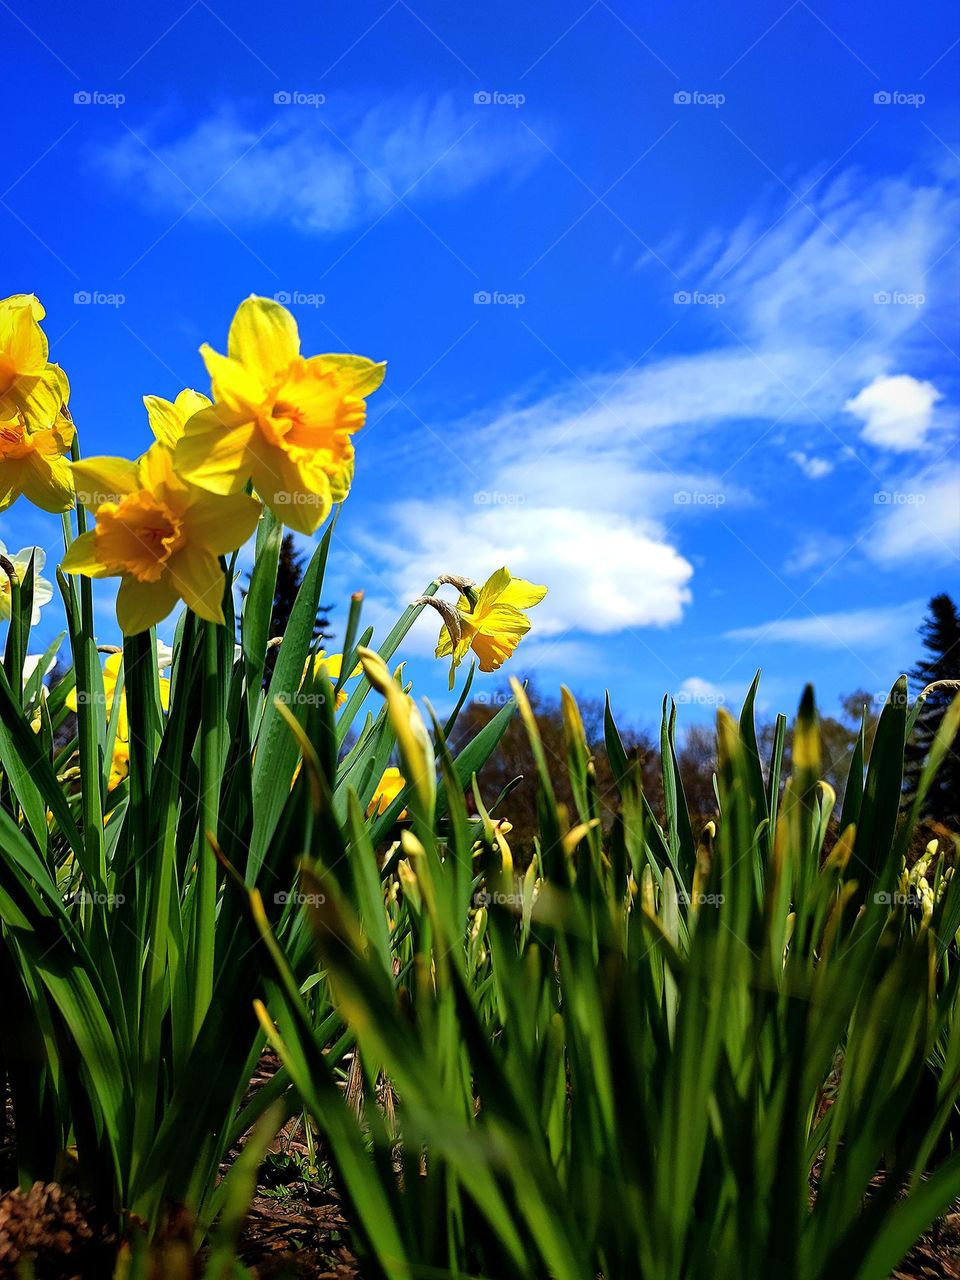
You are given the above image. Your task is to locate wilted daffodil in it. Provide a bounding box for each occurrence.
[62,445,261,634]
[0,411,75,513]
[175,296,386,535]
[0,542,53,624]
[423,567,547,687]
[0,294,69,428]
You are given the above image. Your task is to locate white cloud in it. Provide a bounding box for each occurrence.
[676,676,728,706]
[724,601,923,650]
[867,467,960,565]
[96,97,539,234]
[368,501,694,640]
[844,373,943,450]
[789,450,833,479]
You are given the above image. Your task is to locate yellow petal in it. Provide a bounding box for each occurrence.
[143,389,213,449]
[227,296,300,379]
[175,406,258,495]
[199,346,266,411]
[0,297,47,374]
[71,456,140,509]
[249,445,332,534]
[20,452,74,513]
[116,575,180,634]
[167,545,225,623]
[498,578,547,611]
[306,354,387,398]
[0,364,64,426]
[181,490,262,557]
[0,458,26,510]
[61,530,111,578]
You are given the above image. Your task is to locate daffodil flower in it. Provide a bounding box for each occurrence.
[0,294,69,428]
[306,650,361,708]
[174,296,385,534]
[66,650,171,737]
[62,444,261,634]
[0,411,75,513]
[430,567,547,687]
[367,766,406,818]
[0,542,53,624]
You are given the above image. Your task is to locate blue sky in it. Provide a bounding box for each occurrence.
[4,0,959,731]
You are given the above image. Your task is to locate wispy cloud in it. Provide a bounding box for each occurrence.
[724,601,924,650]
[94,96,540,234]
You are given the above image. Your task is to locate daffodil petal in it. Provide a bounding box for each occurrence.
[307,354,387,398]
[143,395,185,449]
[250,445,332,534]
[61,530,111,578]
[20,452,74,512]
[167,546,225,623]
[71,456,140,509]
[498,578,548,611]
[182,490,261,557]
[227,295,300,378]
[175,407,258,495]
[116,575,180,635]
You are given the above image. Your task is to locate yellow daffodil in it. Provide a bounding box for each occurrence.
[305,650,361,708]
[66,651,171,737]
[62,444,261,634]
[431,567,547,687]
[174,296,386,534]
[0,542,53,624]
[0,411,75,513]
[0,294,69,428]
[143,388,212,449]
[367,766,407,818]
[108,737,130,791]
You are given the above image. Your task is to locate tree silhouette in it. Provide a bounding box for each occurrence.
[256,533,331,680]
[904,593,960,824]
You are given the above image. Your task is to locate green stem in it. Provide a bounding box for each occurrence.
[192,618,222,1040]
[62,441,105,888]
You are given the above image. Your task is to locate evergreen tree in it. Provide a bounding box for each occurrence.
[904,593,960,824]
